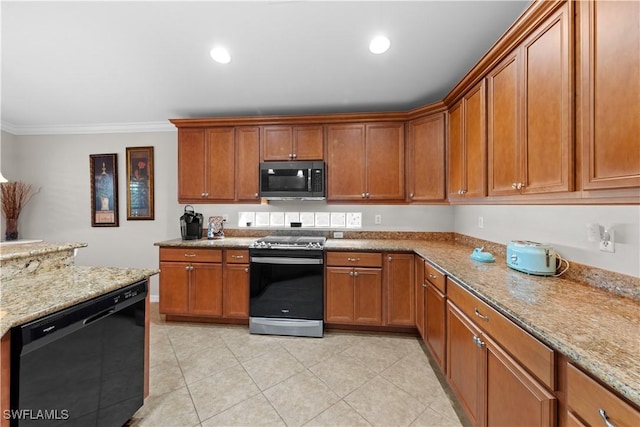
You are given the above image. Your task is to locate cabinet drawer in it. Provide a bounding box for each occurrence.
[447,278,554,390]
[567,363,640,427]
[160,247,222,263]
[326,252,382,267]
[424,262,446,293]
[225,249,249,264]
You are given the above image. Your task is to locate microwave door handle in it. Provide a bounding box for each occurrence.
[251,256,323,265]
[308,169,312,192]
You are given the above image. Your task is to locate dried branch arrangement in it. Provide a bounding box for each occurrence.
[1,181,36,220]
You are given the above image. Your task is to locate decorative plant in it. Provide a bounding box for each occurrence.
[1,180,36,240]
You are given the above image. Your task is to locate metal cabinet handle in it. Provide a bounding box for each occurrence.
[184,253,196,257]
[422,283,427,288]
[347,257,360,262]
[361,193,366,198]
[429,273,438,280]
[388,256,392,262]
[474,307,489,322]
[354,271,359,277]
[472,335,485,348]
[366,192,370,198]
[598,409,616,427]
[185,265,194,271]
[409,192,414,198]
[231,255,244,259]
[244,268,249,273]
[254,193,258,198]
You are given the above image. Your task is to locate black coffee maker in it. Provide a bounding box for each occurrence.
[180,205,204,240]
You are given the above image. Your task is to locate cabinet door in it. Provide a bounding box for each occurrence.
[407,113,446,202]
[223,264,249,319]
[206,128,235,200]
[447,102,465,200]
[190,262,223,316]
[385,253,415,327]
[522,4,572,194]
[293,125,324,160]
[426,284,446,371]
[485,334,556,427]
[488,51,520,196]
[327,124,366,200]
[325,267,355,323]
[580,0,640,190]
[159,262,190,314]
[415,257,426,340]
[236,127,260,201]
[178,128,207,201]
[447,302,483,426]
[365,123,405,200]
[354,268,382,325]
[262,126,293,161]
[464,81,487,199]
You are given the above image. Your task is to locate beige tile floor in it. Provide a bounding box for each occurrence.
[131,303,466,427]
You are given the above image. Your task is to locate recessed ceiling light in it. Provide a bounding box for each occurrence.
[369,36,390,54]
[210,47,231,64]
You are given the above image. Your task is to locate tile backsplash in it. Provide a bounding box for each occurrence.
[238,211,362,229]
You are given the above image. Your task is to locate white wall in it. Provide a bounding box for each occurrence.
[1,130,638,301]
[454,205,640,277]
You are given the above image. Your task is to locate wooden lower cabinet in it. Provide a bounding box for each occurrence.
[415,257,426,339]
[325,266,382,325]
[384,253,414,326]
[159,248,248,320]
[425,283,446,370]
[223,250,250,319]
[159,261,223,316]
[447,302,484,426]
[565,362,640,427]
[447,300,556,427]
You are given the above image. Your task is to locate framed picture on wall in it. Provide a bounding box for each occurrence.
[90,153,119,227]
[126,146,154,220]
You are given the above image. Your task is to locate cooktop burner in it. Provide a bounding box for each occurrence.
[250,235,326,250]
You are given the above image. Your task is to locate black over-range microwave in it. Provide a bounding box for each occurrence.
[259,161,325,200]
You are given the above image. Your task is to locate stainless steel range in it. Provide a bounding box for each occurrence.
[249,235,326,338]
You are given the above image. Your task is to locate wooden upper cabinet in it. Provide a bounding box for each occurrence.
[488,3,573,196]
[235,127,260,201]
[206,128,236,201]
[448,81,487,200]
[327,122,404,201]
[580,0,640,190]
[365,123,405,201]
[406,112,446,202]
[262,125,324,161]
[178,128,207,201]
[327,124,367,200]
[177,126,260,203]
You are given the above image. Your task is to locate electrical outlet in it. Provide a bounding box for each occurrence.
[599,229,615,253]
[478,216,484,229]
[333,231,344,239]
[374,214,382,225]
[222,214,229,222]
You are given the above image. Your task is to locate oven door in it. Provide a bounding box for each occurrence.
[249,250,324,321]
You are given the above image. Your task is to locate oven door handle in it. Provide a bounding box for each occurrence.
[251,256,323,265]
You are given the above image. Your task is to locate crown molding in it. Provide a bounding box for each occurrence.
[0,121,176,136]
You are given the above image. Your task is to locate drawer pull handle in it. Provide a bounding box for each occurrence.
[474,308,489,322]
[598,409,615,427]
[184,254,196,257]
[422,283,427,288]
[231,255,244,259]
[347,257,360,262]
[429,273,438,280]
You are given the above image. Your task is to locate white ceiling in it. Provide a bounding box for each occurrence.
[1,1,530,135]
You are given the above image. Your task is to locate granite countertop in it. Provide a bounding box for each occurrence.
[0,266,159,337]
[154,237,258,248]
[0,241,87,261]
[154,236,639,406]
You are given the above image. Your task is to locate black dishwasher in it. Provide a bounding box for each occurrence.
[10,279,147,427]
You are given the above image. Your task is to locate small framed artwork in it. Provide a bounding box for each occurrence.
[90,153,119,227]
[126,146,154,220]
